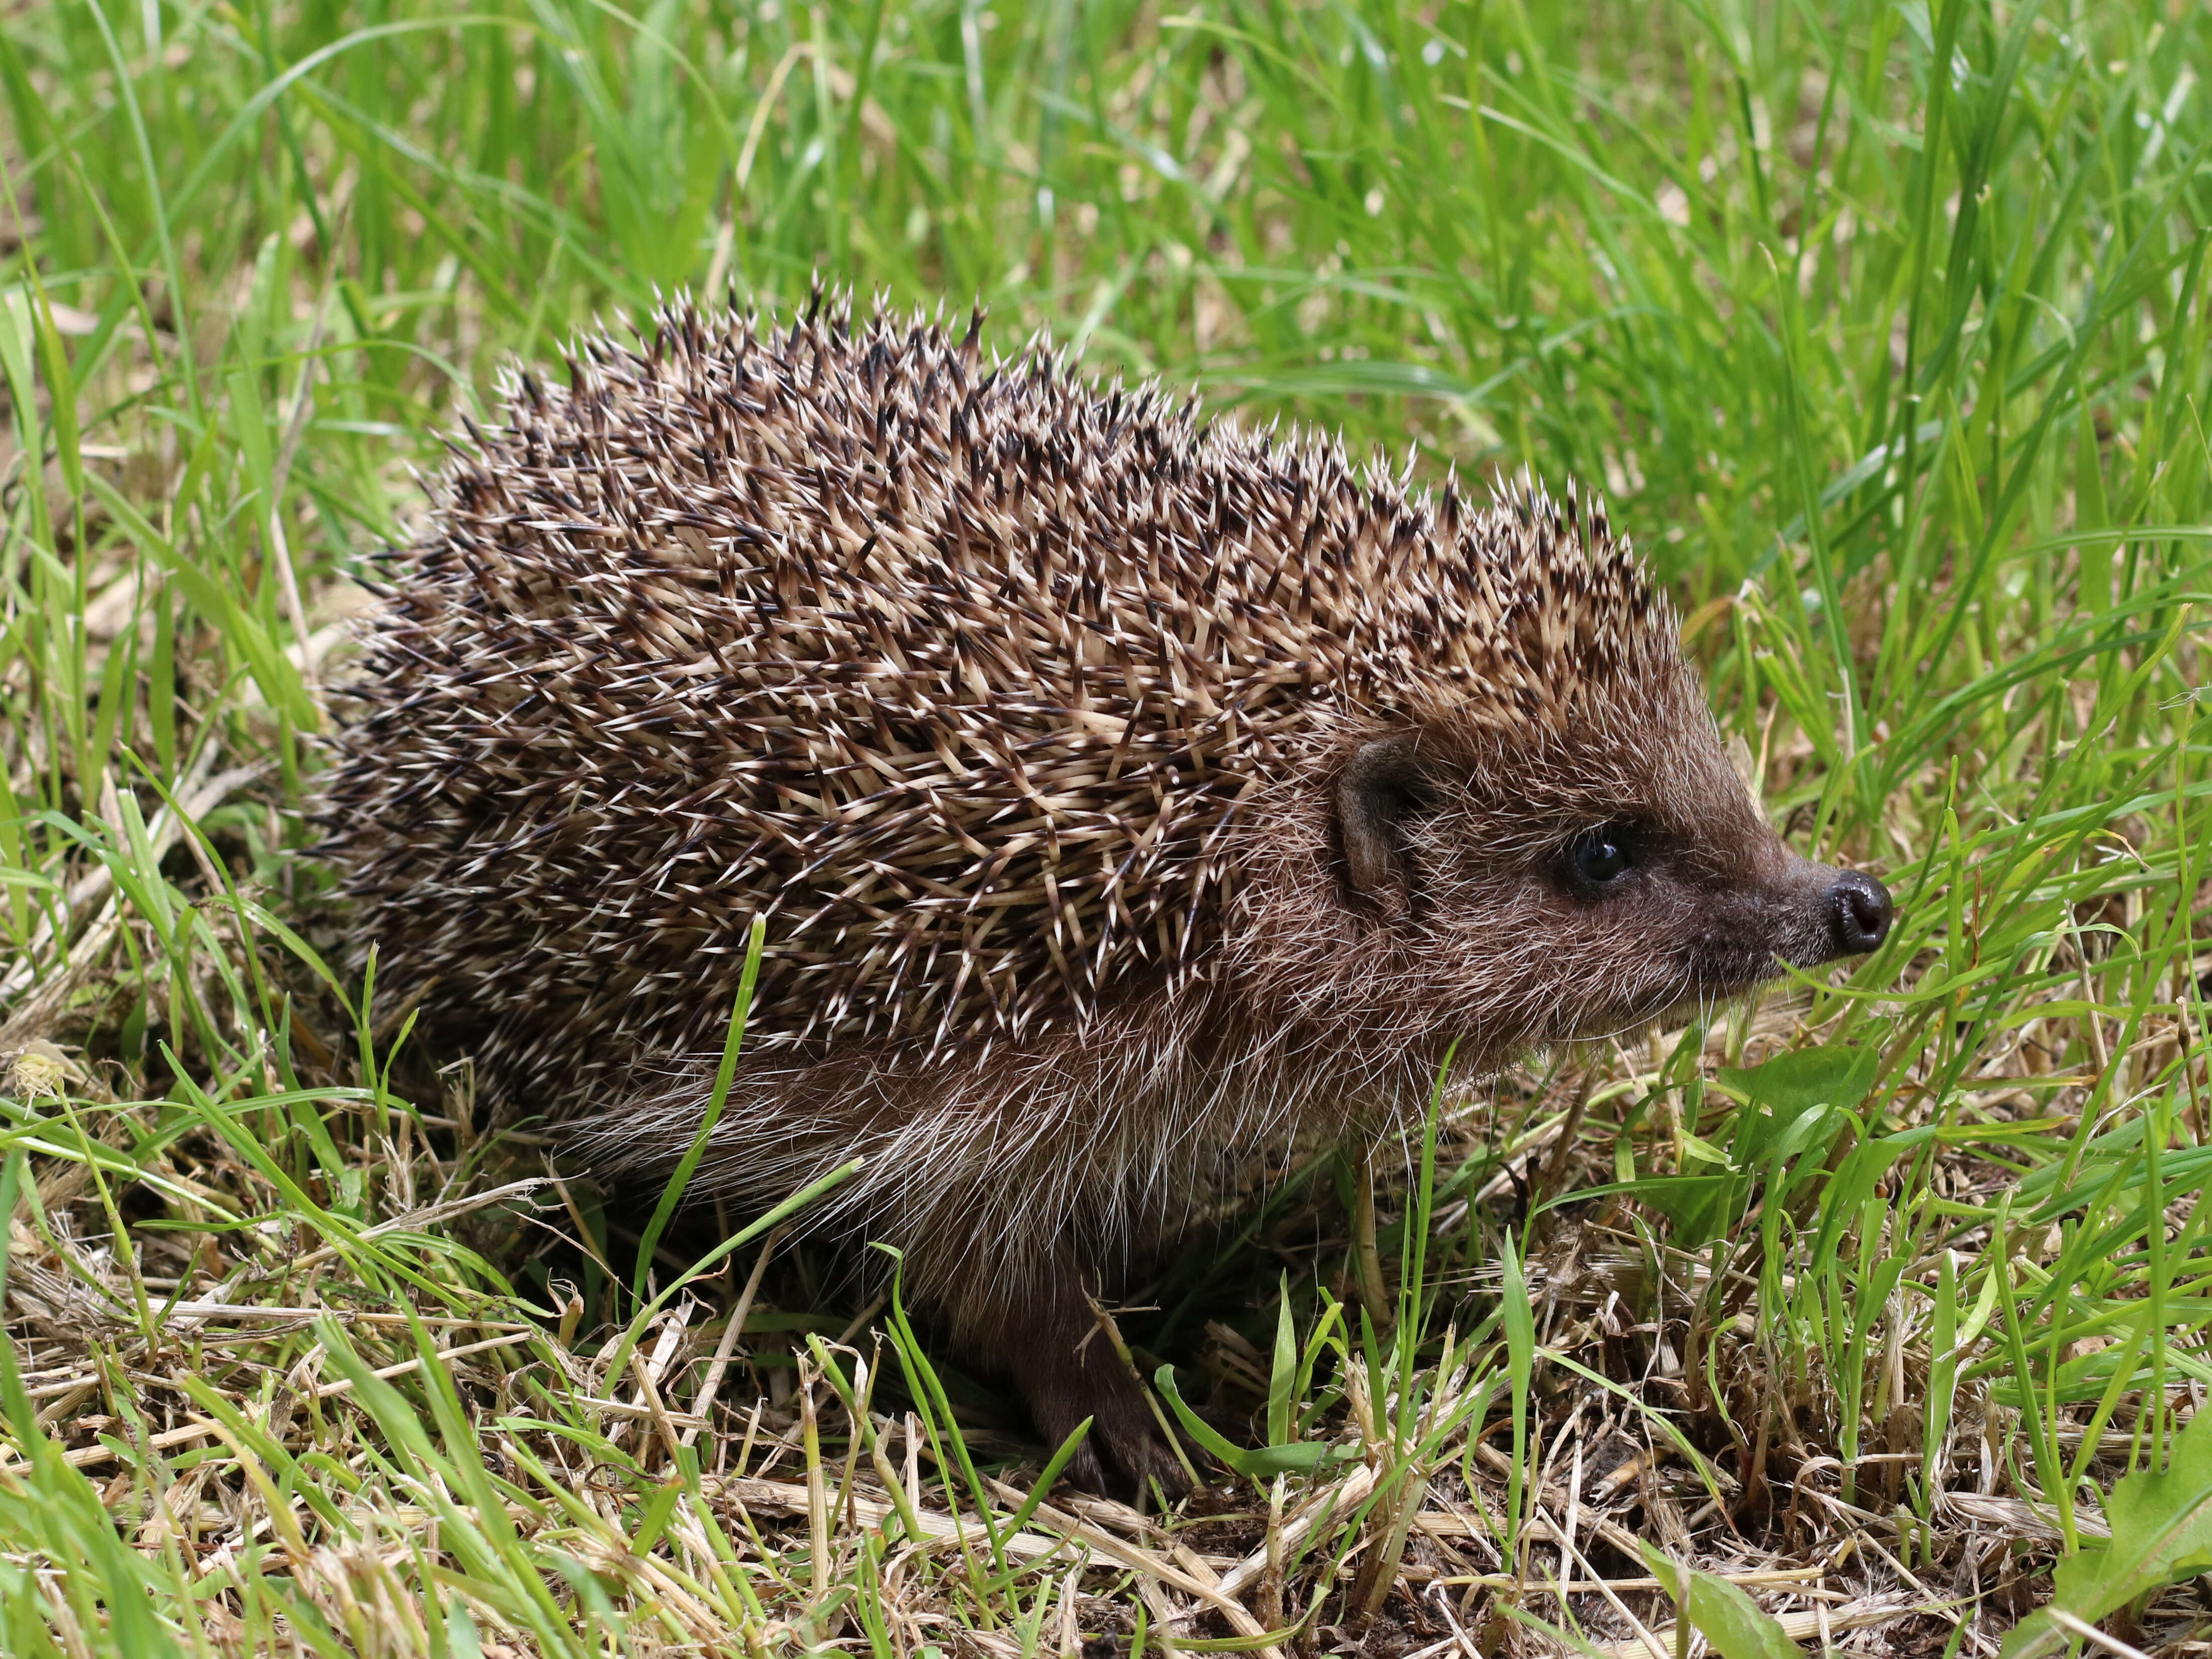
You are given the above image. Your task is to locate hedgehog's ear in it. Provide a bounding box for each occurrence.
[1336,738,1431,908]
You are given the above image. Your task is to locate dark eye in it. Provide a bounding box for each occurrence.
[1568,827,1633,887]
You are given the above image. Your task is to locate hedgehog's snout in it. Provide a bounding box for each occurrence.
[1769,855,1894,968]
[1826,869,1893,957]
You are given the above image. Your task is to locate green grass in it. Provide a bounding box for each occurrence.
[1,0,2209,1651]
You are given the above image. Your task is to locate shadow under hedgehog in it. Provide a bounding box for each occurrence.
[319,292,1893,1496]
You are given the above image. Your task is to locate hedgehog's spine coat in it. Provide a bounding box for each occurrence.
[321,295,1670,1114]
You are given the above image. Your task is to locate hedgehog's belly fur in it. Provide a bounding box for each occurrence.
[559,989,1445,1494]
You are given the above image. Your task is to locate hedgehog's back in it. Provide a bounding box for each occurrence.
[323,298,1662,1108]
[331,304,1317,1102]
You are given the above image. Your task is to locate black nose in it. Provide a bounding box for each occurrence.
[1828,869,1893,956]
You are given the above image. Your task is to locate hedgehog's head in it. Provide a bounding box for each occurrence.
[1326,679,1889,1057]
[1268,485,1891,1062]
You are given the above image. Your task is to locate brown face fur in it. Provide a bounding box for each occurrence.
[1232,654,1873,1084]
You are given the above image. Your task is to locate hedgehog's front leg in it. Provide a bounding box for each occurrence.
[978,1268,1191,1499]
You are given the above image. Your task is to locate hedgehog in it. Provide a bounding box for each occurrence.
[320,292,1892,1494]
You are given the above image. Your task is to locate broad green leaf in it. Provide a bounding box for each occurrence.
[1639,1542,1803,1658]
[2003,1406,2212,1657]
[1630,1046,1882,1247]
[1718,1044,1883,1160]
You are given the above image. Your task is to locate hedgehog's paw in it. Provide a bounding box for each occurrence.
[986,1274,1205,1500]
[1021,1348,1193,1502]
